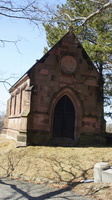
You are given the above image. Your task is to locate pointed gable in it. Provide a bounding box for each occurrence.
[9,31,99,92]
[3,30,105,147]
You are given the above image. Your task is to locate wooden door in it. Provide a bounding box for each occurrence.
[53,95,75,139]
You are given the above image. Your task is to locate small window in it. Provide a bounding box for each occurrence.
[19,90,23,113]
[14,95,16,115]
[10,97,12,115]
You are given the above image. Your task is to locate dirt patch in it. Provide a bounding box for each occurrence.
[0,138,112,199]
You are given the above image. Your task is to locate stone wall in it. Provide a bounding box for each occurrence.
[2,32,106,146]
[26,32,105,146]
[2,75,31,145]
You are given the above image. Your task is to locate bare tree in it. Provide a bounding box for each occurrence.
[0,0,111,32]
[0,0,111,47]
[0,71,19,92]
[55,1,112,28]
[0,0,111,88]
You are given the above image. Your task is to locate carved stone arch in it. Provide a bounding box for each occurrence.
[49,87,82,145]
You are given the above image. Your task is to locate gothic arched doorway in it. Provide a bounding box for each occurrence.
[53,95,75,139]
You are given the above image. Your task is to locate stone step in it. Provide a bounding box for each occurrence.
[52,138,76,146]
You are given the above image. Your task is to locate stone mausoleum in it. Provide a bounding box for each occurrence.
[2,31,106,146]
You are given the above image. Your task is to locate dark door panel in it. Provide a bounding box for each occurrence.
[53,95,75,139]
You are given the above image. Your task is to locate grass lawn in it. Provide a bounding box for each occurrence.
[0,138,112,200]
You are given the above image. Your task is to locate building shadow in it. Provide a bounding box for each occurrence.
[0,178,92,200]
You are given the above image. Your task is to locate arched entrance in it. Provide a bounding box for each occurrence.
[53,95,75,139]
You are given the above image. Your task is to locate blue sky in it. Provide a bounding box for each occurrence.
[0,20,47,113]
[0,0,66,113]
[0,0,111,123]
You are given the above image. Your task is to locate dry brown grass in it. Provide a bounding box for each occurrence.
[0,138,112,200]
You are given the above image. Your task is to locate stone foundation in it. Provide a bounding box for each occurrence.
[79,133,107,146]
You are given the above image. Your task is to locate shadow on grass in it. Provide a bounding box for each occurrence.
[0,152,95,199]
[0,146,111,199]
[0,149,30,178]
[0,177,91,200]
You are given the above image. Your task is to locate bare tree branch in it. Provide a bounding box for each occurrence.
[0,1,111,26]
[55,13,87,22]
[0,74,18,91]
[0,39,22,53]
[54,1,112,26]
[80,1,112,26]
[0,0,111,56]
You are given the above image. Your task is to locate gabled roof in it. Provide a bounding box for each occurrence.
[9,30,99,92]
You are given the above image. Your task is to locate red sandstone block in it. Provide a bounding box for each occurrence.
[59,83,67,87]
[39,69,48,75]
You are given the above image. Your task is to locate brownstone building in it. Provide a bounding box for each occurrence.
[2,31,106,146]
